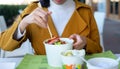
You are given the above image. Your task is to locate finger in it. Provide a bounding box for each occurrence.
[35,7,51,16]
[73,40,83,46]
[35,8,52,23]
[39,13,48,23]
[37,7,48,15]
[34,10,48,23]
[33,18,43,28]
[34,16,47,28]
[39,11,52,22]
[37,8,52,16]
[73,40,85,50]
[73,43,83,50]
[47,11,52,15]
[37,7,52,15]
[69,34,76,41]
[73,45,84,50]
[72,35,83,49]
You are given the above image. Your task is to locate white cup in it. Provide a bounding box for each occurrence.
[87,57,119,69]
[60,49,85,69]
[43,38,74,67]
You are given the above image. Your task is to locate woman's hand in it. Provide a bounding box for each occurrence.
[19,7,51,33]
[69,34,87,50]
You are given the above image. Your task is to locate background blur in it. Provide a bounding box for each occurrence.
[0,0,120,54]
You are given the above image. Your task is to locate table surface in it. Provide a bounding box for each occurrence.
[0,58,23,67]
[0,54,120,69]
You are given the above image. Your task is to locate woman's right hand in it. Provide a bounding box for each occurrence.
[19,7,51,33]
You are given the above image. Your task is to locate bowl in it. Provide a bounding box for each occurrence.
[43,38,74,67]
[87,57,119,69]
[60,49,85,69]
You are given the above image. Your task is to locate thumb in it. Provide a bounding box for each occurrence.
[47,11,52,15]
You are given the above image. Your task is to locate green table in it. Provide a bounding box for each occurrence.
[16,54,61,69]
[16,51,119,69]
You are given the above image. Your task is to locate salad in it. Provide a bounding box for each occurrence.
[46,36,66,45]
[63,49,85,56]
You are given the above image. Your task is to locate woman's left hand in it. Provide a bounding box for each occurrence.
[69,34,87,50]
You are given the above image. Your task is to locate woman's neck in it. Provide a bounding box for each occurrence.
[49,0,75,9]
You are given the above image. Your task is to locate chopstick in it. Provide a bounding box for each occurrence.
[47,25,53,38]
[38,3,53,38]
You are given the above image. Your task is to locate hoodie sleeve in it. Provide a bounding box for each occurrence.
[0,2,38,51]
[85,8,103,54]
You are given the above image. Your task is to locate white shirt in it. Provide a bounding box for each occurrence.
[17,0,75,39]
[48,0,75,36]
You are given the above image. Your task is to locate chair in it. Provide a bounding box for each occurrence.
[0,15,34,58]
[94,11,106,52]
[0,15,7,57]
[0,16,7,31]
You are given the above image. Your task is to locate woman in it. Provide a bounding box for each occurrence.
[0,0,102,54]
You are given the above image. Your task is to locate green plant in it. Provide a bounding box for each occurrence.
[0,5,27,27]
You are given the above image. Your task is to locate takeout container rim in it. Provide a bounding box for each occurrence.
[61,49,85,58]
[43,38,74,46]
